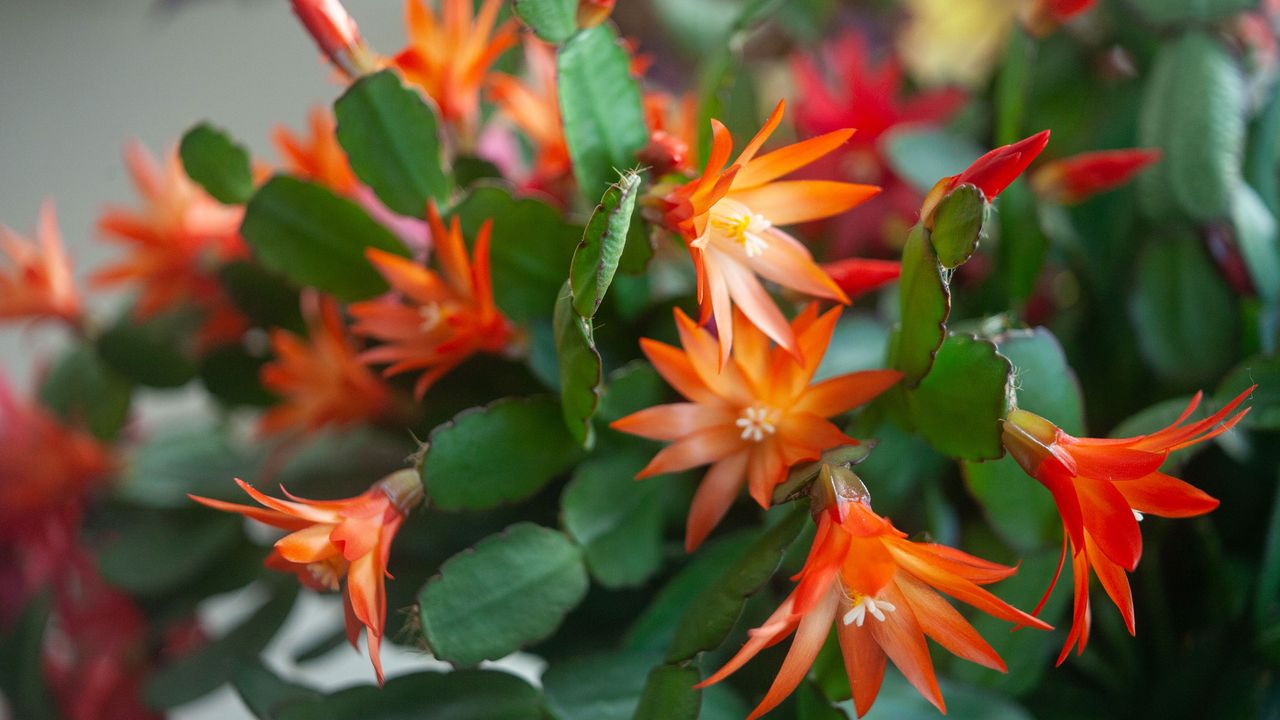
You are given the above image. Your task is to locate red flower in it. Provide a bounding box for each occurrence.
[819,258,901,300]
[1023,0,1098,36]
[1002,387,1253,661]
[290,0,378,77]
[258,296,395,436]
[0,200,81,327]
[350,203,519,398]
[919,130,1050,226]
[190,469,424,683]
[1030,148,1162,205]
[274,107,360,195]
[699,466,1050,718]
[611,305,900,550]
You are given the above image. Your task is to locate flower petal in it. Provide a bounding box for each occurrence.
[686,451,750,552]
[868,583,945,714]
[896,574,1005,672]
[729,180,880,226]
[275,523,341,563]
[836,617,888,718]
[611,403,735,442]
[1075,474,1142,572]
[1112,471,1219,518]
[733,129,855,189]
[793,370,903,418]
[636,424,744,479]
[745,588,839,720]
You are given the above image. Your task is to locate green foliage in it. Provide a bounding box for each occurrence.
[39,342,132,441]
[1218,355,1280,431]
[97,309,198,388]
[114,427,263,507]
[908,334,1011,461]
[0,594,55,720]
[218,260,305,333]
[449,185,581,322]
[240,176,408,301]
[335,70,449,216]
[513,0,579,43]
[557,25,648,202]
[179,122,254,205]
[891,225,950,387]
[276,670,546,720]
[930,184,987,268]
[561,449,665,588]
[420,396,584,510]
[198,343,276,407]
[554,282,603,447]
[543,649,659,720]
[632,663,702,720]
[97,512,242,597]
[1128,0,1258,26]
[571,171,641,318]
[418,523,589,666]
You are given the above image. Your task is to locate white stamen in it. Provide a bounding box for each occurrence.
[842,595,896,627]
[735,405,778,442]
[307,561,342,591]
[708,199,773,258]
[419,303,442,332]
[1132,509,1145,522]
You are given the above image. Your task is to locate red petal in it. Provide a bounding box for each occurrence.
[957,130,1051,201]
[1075,475,1142,572]
[868,584,945,714]
[820,258,901,299]
[837,620,888,718]
[1113,471,1219,518]
[685,451,750,552]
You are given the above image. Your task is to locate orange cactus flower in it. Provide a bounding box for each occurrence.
[487,38,573,199]
[92,142,249,343]
[0,377,112,538]
[350,204,518,399]
[1002,387,1254,662]
[259,296,395,436]
[290,0,378,77]
[920,130,1050,226]
[699,467,1051,718]
[659,101,880,365]
[1030,148,1162,205]
[0,200,81,327]
[393,0,519,143]
[611,305,901,551]
[274,107,359,195]
[189,469,424,684]
[641,91,699,177]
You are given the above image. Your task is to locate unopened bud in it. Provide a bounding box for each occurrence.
[577,0,615,29]
[376,468,426,514]
[1001,409,1059,477]
[291,0,377,78]
[638,131,690,177]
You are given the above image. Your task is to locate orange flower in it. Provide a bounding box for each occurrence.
[350,204,518,399]
[189,469,424,684]
[611,305,901,551]
[393,0,519,142]
[699,466,1050,718]
[92,142,249,345]
[0,377,112,538]
[659,101,879,365]
[274,107,360,195]
[259,296,395,436]
[919,130,1050,226]
[1002,387,1253,662]
[487,37,573,198]
[290,0,378,77]
[640,91,698,177]
[0,200,81,326]
[1030,148,1162,205]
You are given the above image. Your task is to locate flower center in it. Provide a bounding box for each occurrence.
[842,593,896,627]
[419,303,442,332]
[735,405,778,442]
[307,558,346,591]
[700,199,772,258]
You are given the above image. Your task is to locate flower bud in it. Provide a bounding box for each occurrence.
[577,0,615,29]
[1001,408,1058,477]
[291,0,377,78]
[637,130,691,177]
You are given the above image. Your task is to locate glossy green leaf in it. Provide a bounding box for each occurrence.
[115,427,263,508]
[543,649,659,720]
[218,260,304,333]
[995,179,1049,305]
[421,396,583,510]
[335,70,449,216]
[930,184,986,268]
[419,523,588,666]
[562,449,664,588]
[38,343,132,441]
[97,310,198,388]
[199,344,276,407]
[145,581,298,708]
[892,225,950,388]
[0,594,55,720]
[277,670,544,720]
[963,328,1081,549]
[597,361,668,423]
[854,663,1035,719]
[1231,181,1280,303]
[908,334,1011,461]
[240,175,408,301]
[571,171,641,318]
[554,282,603,447]
[231,660,323,719]
[666,504,808,662]
[1129,0,1257,26]
[1217,355,1280,431]
[513,0,579,42]
[97,513,241,597]
[1130,233,1237,383]
[450,185,581,322]
[179,122,254,205]
[557,25,648,202]
[632,663,701,720]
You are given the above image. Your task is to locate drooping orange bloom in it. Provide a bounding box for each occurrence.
[699,467,1051,718]
[92,142,249,347]
[189,469,424,684]
[259,296,394,436]
[290,0,378,77]
[919,129,1050,226]
[274,107,359,195]
[0,377,112,539]
[611,305,901,551]
[0,200,81,326]
[393,0,519,142]
[659,101,880,365]
[640,91,699,177]
[1030,148,1162,205]
[791,31,966,253]
[350,204,518,399]
[1002,387,1253,662]
[487,37,573,199]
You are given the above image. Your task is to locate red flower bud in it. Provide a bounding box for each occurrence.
[291,0,374,77]
[1031,148,1161,204]
[820,258,901,299]
[921,130,1050,225]
[638,130,691,176]
[578,0,615,29]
